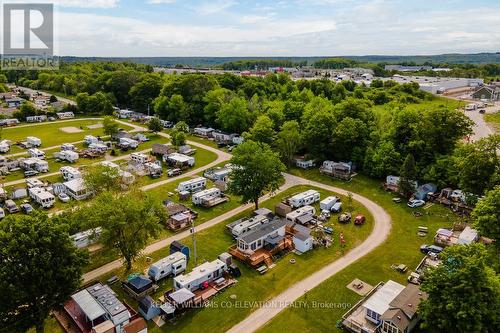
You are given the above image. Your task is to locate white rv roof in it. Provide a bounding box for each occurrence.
[179,177,206,186]
[174,259,225,285]
[64,178,86,191]
[192,187,219,198]
[152,252,186,268]
[363,280,404,315]
[168,153,194,163]
[71,289,106,321]
[320,196,337,204]
[290,190,319,201]
[286,205,315,218]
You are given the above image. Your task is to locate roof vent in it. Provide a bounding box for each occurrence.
[397,316,402,320]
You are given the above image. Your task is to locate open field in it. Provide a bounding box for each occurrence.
[78,184,373,333]
[1,119,134,155]
[257,170,464,333]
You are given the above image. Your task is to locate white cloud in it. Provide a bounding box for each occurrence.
[147,0,176,4]
[3,0,120,8]
[195,0,237,15]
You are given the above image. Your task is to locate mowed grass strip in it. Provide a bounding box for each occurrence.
[258,170,462,333]
[83,184,373,333]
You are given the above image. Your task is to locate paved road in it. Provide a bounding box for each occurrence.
[227,174,392,333]
[82,173,301,283]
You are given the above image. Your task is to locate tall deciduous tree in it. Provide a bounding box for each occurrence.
[103,116,119,137]
[85,190,163,270]
[420,244,500,333]
[0,213,88,333]
[472,185,500,250]
[216,97,253,133]
[229,140,285,209]
[399,153,417,197]
[248,114,275,145]
[147,117,163,133]
[275,120,302,167]
[83,164,123,195]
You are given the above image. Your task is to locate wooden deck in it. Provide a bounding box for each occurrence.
[229,237,294,267]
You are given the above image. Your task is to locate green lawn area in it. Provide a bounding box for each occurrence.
[484,111,500,133]
[1,119,134,155]
[258,169,464,333]
[79,184,373,333]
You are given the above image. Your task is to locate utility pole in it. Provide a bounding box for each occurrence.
[191,219,197,266]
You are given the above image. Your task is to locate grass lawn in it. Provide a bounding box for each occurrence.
[80,184,373,333]
[1,119,134,155]
[484,111,500,133]
[257,169,464,333]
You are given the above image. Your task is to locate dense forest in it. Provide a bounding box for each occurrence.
[6,61,498,199]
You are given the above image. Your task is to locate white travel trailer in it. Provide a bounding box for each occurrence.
[164,153,195,167]
[227,214,270,238]
[177,177,207,192]
[320,196,340,211]
[0,140,10,153]
[54,150,79,163]
[56,112,75,119]
[26,136,42,147]
[28,148,46,159]
[192,188,222,205]
[118,137,139,149]
[60,166,82,181]
[147,252,187,282]
[84,135,99,145]
[88,143,108,153]
[70,227,102,248]
[20,158,49,173]
[28,187,55,208]
[61,143,76,151]
[130,152,149,164]
[26,178,44,189]
[173,259,227,292]
[295,159,315,169]
[286,205,316,223]
[288,190,320,208]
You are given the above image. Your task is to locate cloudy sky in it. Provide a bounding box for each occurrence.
[4,0,500,56]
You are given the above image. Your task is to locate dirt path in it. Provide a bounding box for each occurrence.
[226,174,392,333]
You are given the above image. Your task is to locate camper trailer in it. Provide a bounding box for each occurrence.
[118,137,139,149]
[227,214,271,238]
[320,161,354,180]
[63,178,90,200]
[288,190,320,208]
[286,205,316,223]
[60,143,76,151]
[320,196,340,211]
[20,158,49,173]
[147,252,187,281]
[70,227,102,248]
[4,199,19,213]
[173,259,227,292]
[84,135,99,145]
[28,148,46,159]
[177,177,207,193]
[60,166,81,181]
[54,150,79,163]
[0,140,10,153]
[88,143,108,154]
[56,112,74,119]
[130,152,149,164]
[26,136,41,147]
[191,188,226,207]
[28,187,55,208]
[26,178,44,189]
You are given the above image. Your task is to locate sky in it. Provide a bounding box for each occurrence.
[3,0,500,57]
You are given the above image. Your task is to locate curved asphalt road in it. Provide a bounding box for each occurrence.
[227,174,392,333]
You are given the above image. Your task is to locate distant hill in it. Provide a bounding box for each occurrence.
[60,53,499,67]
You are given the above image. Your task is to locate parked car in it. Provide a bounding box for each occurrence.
[167,168,182,177]
[24,170,39,178]
[58,193,70,203]
[20,203,34,214]
[407,199,425,208]
[338,212,352,223]
[354,214,366,225]
[420,244,443,255]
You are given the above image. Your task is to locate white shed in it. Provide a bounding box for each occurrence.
[293,232,313,253]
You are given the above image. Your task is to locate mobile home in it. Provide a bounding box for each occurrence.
[191,188,227,207]
[63,178,91,200]
[118,137,139,149]
[60,166,81,181]
[177,177,207,192]
[130,152,150,164]
[226,214,270,238]
[20,158,49,173]
[60,143,76,151]
[173,259,227,292]
[295,159,315,169]
[28,187,55,208]
[288,190,320,208]
[147,252,187,281]
[164,153,195,167]
[286,205,316,223]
